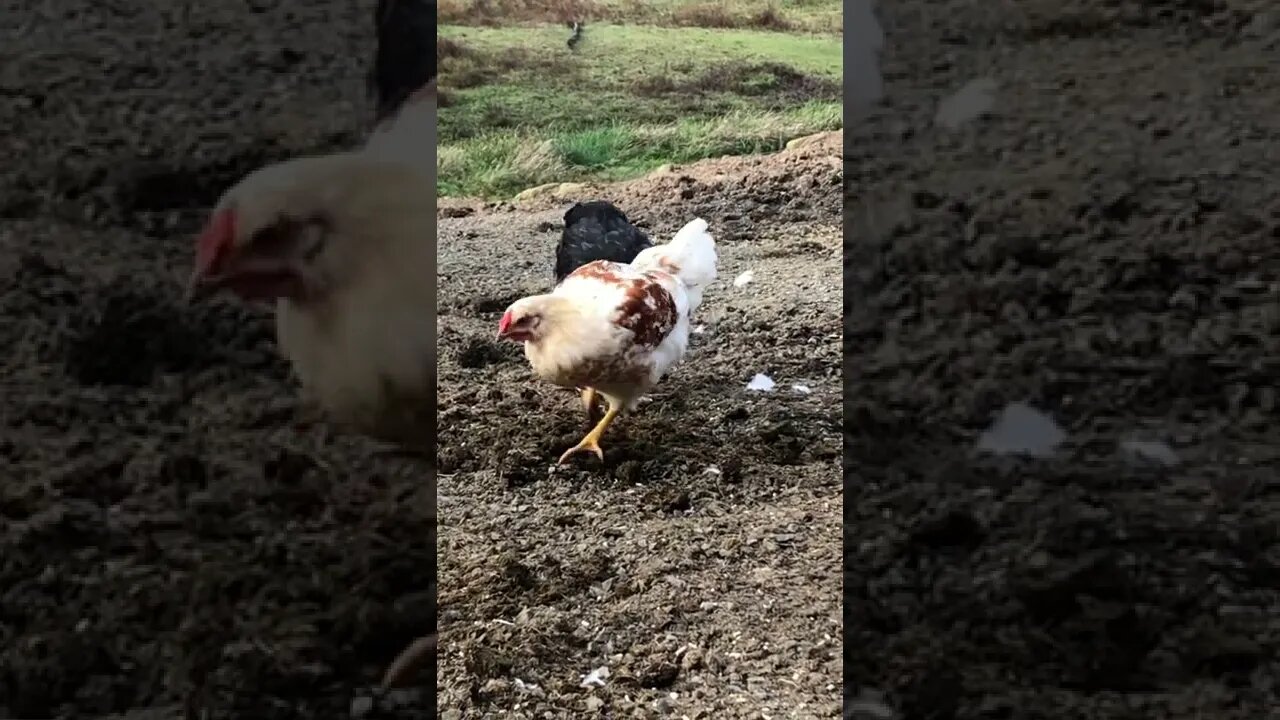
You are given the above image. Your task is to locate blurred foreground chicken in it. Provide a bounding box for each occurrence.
[500,218,718,464]
[185,0,437,689]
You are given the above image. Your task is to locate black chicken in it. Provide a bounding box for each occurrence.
[371,0,437,126]
[566,20,584,51]
[554,200,652,284]
[552,200,653,427]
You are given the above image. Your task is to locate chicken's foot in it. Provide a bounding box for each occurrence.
[580,387,600,428]
[558,399,620,465]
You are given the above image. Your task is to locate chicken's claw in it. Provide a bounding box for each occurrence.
[558,438,605,465]
[558,400,619,466]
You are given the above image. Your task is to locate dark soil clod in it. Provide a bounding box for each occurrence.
[457,336,519,368]
[63,287,214,387]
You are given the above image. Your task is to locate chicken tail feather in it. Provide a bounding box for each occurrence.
[632,218,718,313]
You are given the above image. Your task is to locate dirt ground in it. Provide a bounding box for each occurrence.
[848,1,1280,718]
[436,136,843,717]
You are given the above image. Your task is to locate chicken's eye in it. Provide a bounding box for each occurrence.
[297,216,329,260]
[249,215,329,261]
[249,220,291,250]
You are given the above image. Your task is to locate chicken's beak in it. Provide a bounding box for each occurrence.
[496,309,514,341]
[189,208,236,304]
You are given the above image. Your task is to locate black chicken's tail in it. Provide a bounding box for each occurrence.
[370,0,437,124]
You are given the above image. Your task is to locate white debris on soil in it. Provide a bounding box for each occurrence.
[792,383,812,394]
[976,402,1064,458]
[935,77,997,129]
[652,692,679,713]
[747,373,776,392]
[704,465,722,476]
[349,695,374,718]
[581,665,610,688]
[733,270,755,287]
[693,324,707,334]
[847,688,897,720]
[513,678,544,696]
[1120,439,1179,467]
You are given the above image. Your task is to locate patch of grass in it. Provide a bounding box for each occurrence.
[439,0,842,33]
[439,101,840,197]
[437,12,842,198]
[554,126,636,169]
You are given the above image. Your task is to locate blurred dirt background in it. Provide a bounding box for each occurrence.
[1,2,432,718]
[847,1,1280,718]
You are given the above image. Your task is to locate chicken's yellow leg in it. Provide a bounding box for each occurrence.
[580,387,600,427]
[559,398,621,465]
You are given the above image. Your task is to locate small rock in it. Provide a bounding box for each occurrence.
[935,77,997,129]
[785,130,841,150]
[513,182,559,201]
[976,402,1064,458]
[349,695,373,718]
[552,182,589,199]
[1119,439,1179,467]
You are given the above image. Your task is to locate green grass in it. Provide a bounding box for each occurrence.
[438,102,841,196]
[439,0,843,33]
[437,7,843,199]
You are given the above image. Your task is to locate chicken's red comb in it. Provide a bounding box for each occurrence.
[497,309,513,335]
[194,208,236,276]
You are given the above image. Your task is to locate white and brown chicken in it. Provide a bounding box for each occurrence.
[499,218,718,463]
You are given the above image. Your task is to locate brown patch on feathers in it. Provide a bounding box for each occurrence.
[571,260,625,283]
[615,281,677,347]
[567,260,678,348]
